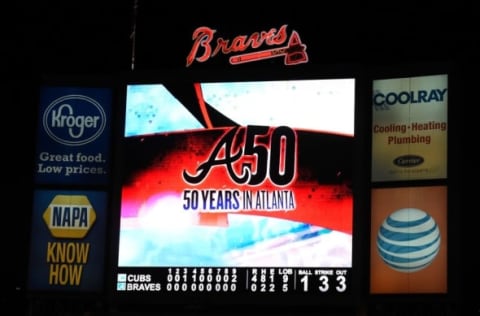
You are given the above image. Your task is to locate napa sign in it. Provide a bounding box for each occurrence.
[27,190,107,292]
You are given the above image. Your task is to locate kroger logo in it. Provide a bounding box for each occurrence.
[43,94,106,146]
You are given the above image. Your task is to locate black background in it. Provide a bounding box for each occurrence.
[6,1,479,315]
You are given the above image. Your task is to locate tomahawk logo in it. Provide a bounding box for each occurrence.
[43,94,107,146]
[186,24,308,67]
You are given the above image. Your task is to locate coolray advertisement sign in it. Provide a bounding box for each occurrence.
[113,78,356,300]
[34,86,112,185]
[27,190,107,292]
[371,74,448,182]
[369,185,447,294]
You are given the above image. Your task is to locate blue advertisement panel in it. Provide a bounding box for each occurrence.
[34,86,112,185]
[27,190,107,292]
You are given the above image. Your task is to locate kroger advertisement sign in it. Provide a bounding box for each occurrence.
[34,86,112,185]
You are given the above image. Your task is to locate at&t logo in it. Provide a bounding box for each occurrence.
[43,94,106,146]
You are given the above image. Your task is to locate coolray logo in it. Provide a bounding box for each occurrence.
[373,88,448,108]
[186,24,308,67]
[43,94,107,146]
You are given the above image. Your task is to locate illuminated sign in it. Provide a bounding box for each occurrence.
[42,195,96,239]
[28,190,107,292]
[112,77,355,304]
[34,86,112,185]
[186,24,308,67]
[42,94,106,146]
[371,74,448,182]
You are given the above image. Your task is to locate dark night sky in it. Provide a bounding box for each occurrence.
[9,1,480,72]
[5,0,479,314]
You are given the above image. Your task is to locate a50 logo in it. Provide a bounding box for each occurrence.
[183,125,297,186]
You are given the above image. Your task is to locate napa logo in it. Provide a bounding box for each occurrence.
[42,195,96,239]
[43,94,107,146]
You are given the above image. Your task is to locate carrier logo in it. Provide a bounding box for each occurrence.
[43,94,107,146]
[393,155,424,167]
[42,195,97,239]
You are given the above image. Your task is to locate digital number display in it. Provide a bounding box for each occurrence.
[116,267,350,294]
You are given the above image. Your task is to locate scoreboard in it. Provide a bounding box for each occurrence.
[116,267,349,294]
[27,65,453,312]
[110,75,357,305]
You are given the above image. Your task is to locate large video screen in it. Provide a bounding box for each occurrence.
[111,76,356,306]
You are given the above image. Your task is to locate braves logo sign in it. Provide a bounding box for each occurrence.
[186,24,308,67]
